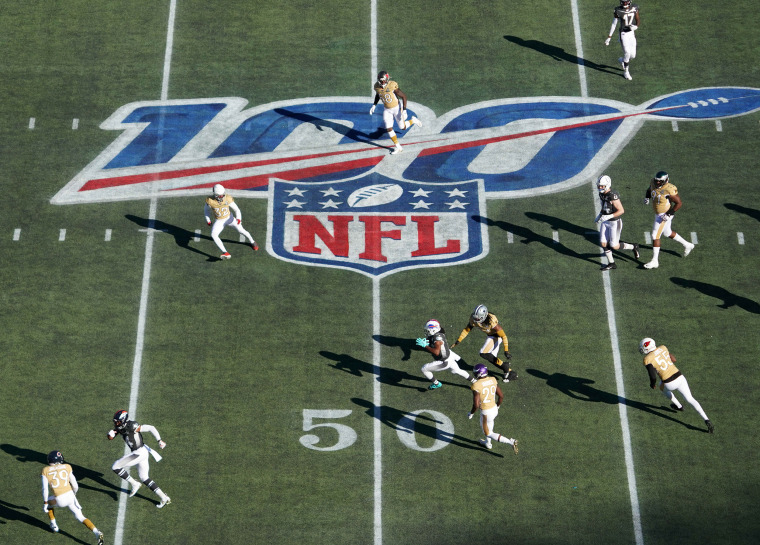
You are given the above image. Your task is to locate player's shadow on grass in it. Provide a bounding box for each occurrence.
[526,370,703,431]
[274,108,389,146]
[0,444,121,502]
[725,202,760,222]
[125,215,222,261]
[351,398,503,456]
[671,277,760,314]
[474,214,602,265]
[503,35,619,75]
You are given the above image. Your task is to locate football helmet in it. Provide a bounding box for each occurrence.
[213,184,226,202]
[472,304,488,324]
[113,410,129,430]
[597,175,612,193]
[425,319,441,337]
[620,0,632,8]
[473,363,488,378]
[47,450,64,464]
[652,171,669,188]
[639,338,656,355]
[377,71,390,88]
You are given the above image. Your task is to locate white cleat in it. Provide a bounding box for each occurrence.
[618,57,625,69]
[220,252,232,260]
[50,520,59,533]
[643,260,659,269]
[684,243,695,257]
[157,497,171,509]
[624,70,632,80]
[129,482,142,497]
[390,143,402,155]
[478,438,492,450]
[411,116,422,129]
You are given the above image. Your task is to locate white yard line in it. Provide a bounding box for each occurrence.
[372,278,382,545]
[570,0,643,543]
[114,2,176,544]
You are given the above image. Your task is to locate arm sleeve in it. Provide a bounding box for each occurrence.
[609,17,619,36]
[139,424,162,442]
[204,203,212,222]
[456,326,472,344]
[69,472,79,494]
[41,475,49,502]
[646,364,658,388]
[229,201,242,220]
[497,328,509,351]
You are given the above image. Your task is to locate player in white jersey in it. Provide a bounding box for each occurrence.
[604,0,640,80]
[204,183,259,259]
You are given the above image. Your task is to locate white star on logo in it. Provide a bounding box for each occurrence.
[320,187,342,197]
[446,200,468,209]
[286,187,307,197]
[284,199,305,208]
[319,199,342,209]
[410,188,432,197]
[445,188,467,198]
[410,200,432,209]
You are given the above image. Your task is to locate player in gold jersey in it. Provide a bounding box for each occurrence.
[369,71,422,155]
[452,304,517,382]
[204,183,259,260]
[41,450,104,543]
[643,171,695,269]
[639,338,714,433]
[468,364,518,452]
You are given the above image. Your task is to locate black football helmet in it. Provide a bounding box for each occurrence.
[113,410,129,431]
[652,171,669,188]
[377,71,390,87]
[620,0,632,8]
[47,450,64,464]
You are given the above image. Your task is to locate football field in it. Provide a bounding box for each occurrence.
[1,1,759,544]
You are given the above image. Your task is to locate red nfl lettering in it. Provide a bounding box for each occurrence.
[410,216,460,257]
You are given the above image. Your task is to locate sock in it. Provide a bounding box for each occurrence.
[604,249,614,263]
[620,242,634,250]
[48,510,55,521]
[651,246,660,261]
[389,131,398,144]
[672,233,690,247]
[84,519,96,531]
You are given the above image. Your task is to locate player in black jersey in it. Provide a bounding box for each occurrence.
[594,175,640,270]
[108,410,171,508]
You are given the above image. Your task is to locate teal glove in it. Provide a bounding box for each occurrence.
[415,338,429,347]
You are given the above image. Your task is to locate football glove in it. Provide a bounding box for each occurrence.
[629,24,638,31]
[236,218,241,225]
[643,198,650,205]
[601,214,614,222]
[467,412,474,420]
[107,430,117,440]
[43,501,49,513]
[604,37,611,46]
[415,337,429,348]
[369,105,376,115]
[594,213,602,223]
[504,350,512,360]
[158,440,166,449]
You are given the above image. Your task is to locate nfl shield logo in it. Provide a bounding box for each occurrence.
[267,174,488,278]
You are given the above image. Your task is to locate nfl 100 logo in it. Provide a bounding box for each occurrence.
[269,176,487,278]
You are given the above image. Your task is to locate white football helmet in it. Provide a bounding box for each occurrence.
[472,304,488,324]
[639,338,656,355]
[425,319,441,337]
[597,175,612,193]
[213,184,226,202]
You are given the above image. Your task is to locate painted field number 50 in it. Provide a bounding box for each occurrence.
[299,409,358,451]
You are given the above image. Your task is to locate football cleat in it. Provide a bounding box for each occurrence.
[684,243,694,257]
[98,531,105,545]
[427,382,442,390]
[632,243,640,259]
[670,403,684,411]
[512,439,519,455]
[50,520,59,533]
[251,242,259,251]
[220,252,232,260]
[157,497,171,509]
[639,338,656,355]
[705,420,714,434]
[479,438,493,450]
[129,482,142,497]
[624,70,632,80]
[503,370,518,382]
[391,143,402,155]
[601,262,617,271]
[412,116,422,128]
[643,260,658,269]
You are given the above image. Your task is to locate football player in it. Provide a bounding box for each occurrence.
[468,364,518,452]
[42,450,105,544]
[416,319,475,390]
[108,410,171,508]
[369,71,422,155]
[642,171,695,269]
[604,0,640,80]
[639,338,714,433]
[204,183,259,260]
[452,305,517,382]
[594,174,640,271]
